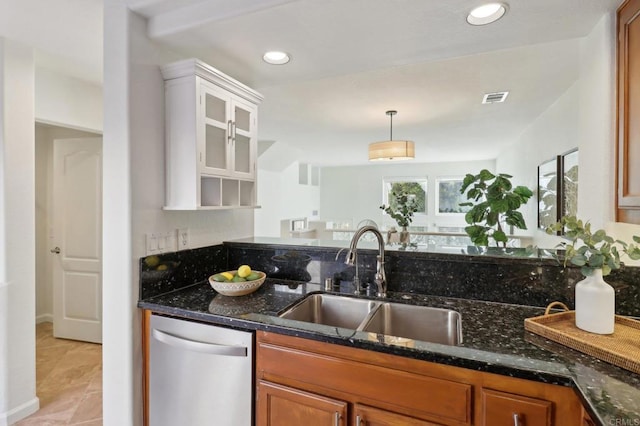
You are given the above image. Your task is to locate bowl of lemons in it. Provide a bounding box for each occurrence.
[209,265,266,296]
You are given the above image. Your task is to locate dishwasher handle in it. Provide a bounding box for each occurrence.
[152,328,248,357]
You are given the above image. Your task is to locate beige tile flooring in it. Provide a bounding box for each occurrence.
[15,322,102,425]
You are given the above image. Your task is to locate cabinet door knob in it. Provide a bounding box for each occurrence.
[355,415,363,426]
[513,413,521,426]
[334,412,340,426]
[50,247,61,254]
[227,120,233,143]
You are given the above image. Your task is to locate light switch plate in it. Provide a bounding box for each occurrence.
[146,233,158,255]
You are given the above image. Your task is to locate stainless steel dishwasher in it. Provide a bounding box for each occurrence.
[149,314,253,426]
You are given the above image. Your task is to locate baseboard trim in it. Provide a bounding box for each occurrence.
[36,314,53,324]
[0,396,39,426]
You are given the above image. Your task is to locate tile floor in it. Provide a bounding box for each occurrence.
[15,322,103,425]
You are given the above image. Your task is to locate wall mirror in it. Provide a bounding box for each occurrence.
[538,157,560,232]
[561,149,579,220]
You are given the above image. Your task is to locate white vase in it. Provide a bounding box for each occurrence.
[574,269,615,334]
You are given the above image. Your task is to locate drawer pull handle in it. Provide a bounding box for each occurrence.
[356,415,362,426]
[513,413,521,426]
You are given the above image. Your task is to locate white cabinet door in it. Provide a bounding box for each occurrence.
[230,97,257,179]
[200,83,232,176]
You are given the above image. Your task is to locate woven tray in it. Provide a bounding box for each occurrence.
[524,302,640,374]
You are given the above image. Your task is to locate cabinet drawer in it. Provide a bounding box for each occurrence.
[355,404,443,426]
[481,388,552,426]
[257,381,347,426]
[258,341,472,425]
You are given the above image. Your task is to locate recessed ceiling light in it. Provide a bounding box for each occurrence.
[467,3,508,26]
[263,51,291,65]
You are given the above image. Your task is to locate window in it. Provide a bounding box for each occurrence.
[435,178,471,215]
[382,178,427,214]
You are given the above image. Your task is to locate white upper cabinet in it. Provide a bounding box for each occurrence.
[161,59,263,210]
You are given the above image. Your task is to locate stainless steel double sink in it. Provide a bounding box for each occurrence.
[278,294,462,346]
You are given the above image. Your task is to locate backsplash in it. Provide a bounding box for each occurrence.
[139,245,227,299]
[139,241,640,316]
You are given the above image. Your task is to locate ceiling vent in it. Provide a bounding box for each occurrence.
[482,91,509,104]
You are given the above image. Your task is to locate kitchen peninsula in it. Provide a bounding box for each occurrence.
[139,239,640,425]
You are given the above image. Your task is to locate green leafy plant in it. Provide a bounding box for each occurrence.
[380,190,419,228]
[386,181,426,212]
[546,215,640,276]
[459,170,533,247]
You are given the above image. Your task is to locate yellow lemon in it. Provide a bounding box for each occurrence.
[144,255,161,268]
[237,265,252,278]
[221,272,234,281]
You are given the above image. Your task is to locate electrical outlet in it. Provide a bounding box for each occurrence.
[178,228,190,249]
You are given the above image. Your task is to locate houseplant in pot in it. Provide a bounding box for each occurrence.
[380,190,418,244]
[459,170,533,247]
[547,216,640,334]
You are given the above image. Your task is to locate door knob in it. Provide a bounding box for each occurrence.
[50,247,61,254]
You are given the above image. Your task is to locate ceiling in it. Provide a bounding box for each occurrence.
[2,0,622,166]
[0,0,103,83]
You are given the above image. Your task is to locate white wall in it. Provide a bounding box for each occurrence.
[0,38,38,425]
[34,124,100,323]
[577,12,616,229]
[254,169,282,237]
[496,82,580,246]
[320,160,495,230]
[103,3,258,424]
[35,68,103,133]
[496,12,617,248]
[255,161,320,237]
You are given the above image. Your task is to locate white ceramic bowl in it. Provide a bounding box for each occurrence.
[208,270,266,296]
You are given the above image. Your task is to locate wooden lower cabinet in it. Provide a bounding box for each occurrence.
[354,404,442,426]
[257,381,347,426]
[256,331,585,426]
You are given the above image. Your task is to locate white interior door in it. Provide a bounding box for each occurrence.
[52,137,102,343]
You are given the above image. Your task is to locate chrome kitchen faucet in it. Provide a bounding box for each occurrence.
[345,225,387,298]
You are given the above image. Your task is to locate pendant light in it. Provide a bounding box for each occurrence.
[368,110,415,161]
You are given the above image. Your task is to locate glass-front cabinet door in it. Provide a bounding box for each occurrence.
[231,99,257,179]
[201,84,230,175]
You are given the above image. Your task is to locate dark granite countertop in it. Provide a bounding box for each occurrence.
[139,279,640,426]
